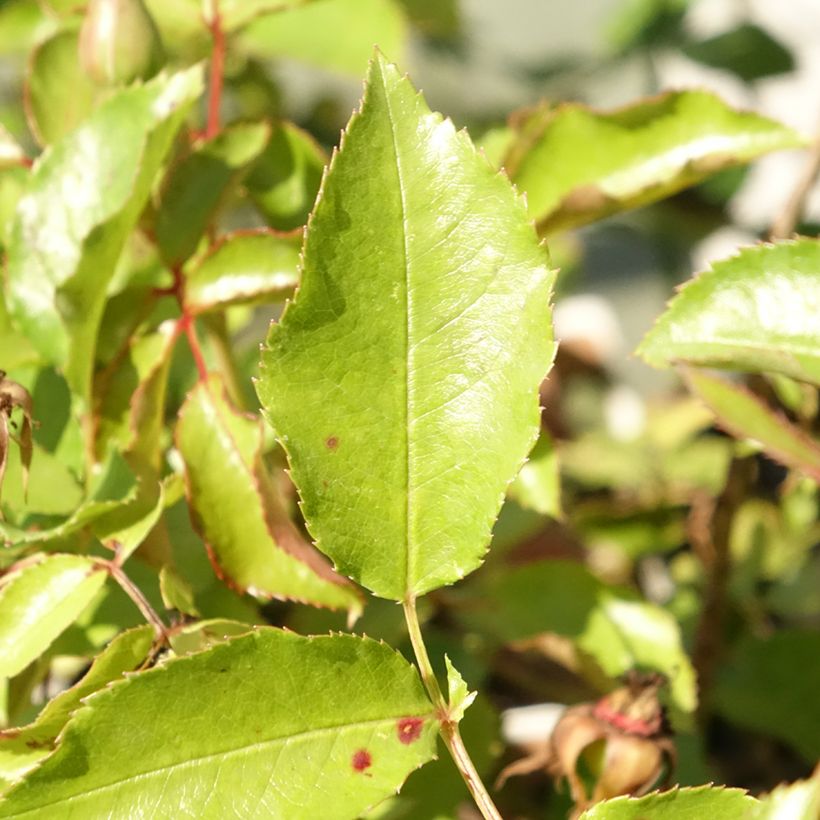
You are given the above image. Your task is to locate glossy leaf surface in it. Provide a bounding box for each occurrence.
[0,630,437,819]
[638,240,820,385]
[177,377,361,613]
[185,230,300,313]
[685,369,820,481]
[258,53,555,600]
[504,91,802,233]
[0,555,108,678]
[579,786,757,819]
[6,67,202,404]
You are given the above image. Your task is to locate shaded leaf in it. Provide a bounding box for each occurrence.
[246,121,326,230]
[258,53,555,600]
[24,28,96,146]
[638,240,820,385]
[241,0,407,75]
[177,376,362,613]
[579,785,756,819]
[748,771,820,820]
[683,24,794,83]
[158,564,199,616]
[714,630,820,762]
[6,66,203,405]
[462,560,696,718]
[155,121,271,267]
[504,91,803,233]
[0,625,154,791]
[684,369,820,482]
[0,630,437,818]
[0,554,108,678]
[184,230,299,314]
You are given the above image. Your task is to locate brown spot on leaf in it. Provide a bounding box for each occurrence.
[352,748,372,772]
[325,436,339,450]
[397,717,424,745]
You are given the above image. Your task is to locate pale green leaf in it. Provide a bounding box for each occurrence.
[0,125,25,170]
[167,618,251,655]
[638,240,820,385]
[505,92,803,233]
[25,28,97,147]
[0,625,154,792]
[0,167,28,253]
[6,66,203,405]
[184,230,300,314]
[0,630,437,819]
[444,655,475,723]
[258,53,555,600]
[508,430,561,518]
[241,0,407,75]
[155,121,271,266]
[714,630,820,762]
[579,785,757,819]
[158,564,199,616]
[218,0,304,32]
[463,560,696,718]
[245,121,326,230]
[0,555,108,678]
[684,369,820,482]
[748,772,820,820]
[177,376,362,614]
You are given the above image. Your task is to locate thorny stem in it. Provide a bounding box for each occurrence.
[205,1,225,140]
[769,128,820,240]
[107,561,168,640]
[402,598,503,820]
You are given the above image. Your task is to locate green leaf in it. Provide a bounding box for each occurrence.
[0,554,108,678]
[463,560,696,718]
[504,92,803,233]
[158,564,199,616]
[508,430,561,518]
[444,655,475,723]
[155,121,271,267]
[217,0,304,32]
[258,53,555,600]
[748,772,820,820]
[638,239,820,385]
[0,125,25,170]
[6,66,203,406]
[579,785,757,819]
[177,376,363,614]
[0,630,437,818]
[245,121,326,230]
[167,618,251,655]
[241,0,407,75]
[0,625,154,791]
[184,230,300,314]
[24,28,97,147]
[683,24,794,83]
[714,630,820,762]
[684,369,820,482]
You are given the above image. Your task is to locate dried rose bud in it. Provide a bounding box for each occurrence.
[497,672,676,817]
[79,0,165,86]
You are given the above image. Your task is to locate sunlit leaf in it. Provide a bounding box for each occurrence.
[508,430,561,518]
[6,66,203,405]
[0,125,25,170]
[684,369,820,482]
[504,92,803,233]
[0,630,437,818]
[258,53,555,600]
[0,554,108,678]
[579,785,757,819]
[177,376,362,614]
[748,771,820,820]
[184,230,300,314]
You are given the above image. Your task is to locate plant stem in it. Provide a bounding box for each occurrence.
[402,598,502,820]
[770,128,820,240]
[109,563,168,640]
[205,2,225,140]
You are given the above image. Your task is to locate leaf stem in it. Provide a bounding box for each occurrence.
[108,561,168,641]
[205,2,225,140]
[402,598,502,820]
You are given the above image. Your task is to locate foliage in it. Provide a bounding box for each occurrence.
[0,1,817,818]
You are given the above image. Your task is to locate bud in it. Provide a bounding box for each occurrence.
[79,0,164,86]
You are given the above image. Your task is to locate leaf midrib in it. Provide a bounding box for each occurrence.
[2,713,432,818]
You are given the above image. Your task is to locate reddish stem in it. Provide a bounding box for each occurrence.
[205,5,225,140]
[160,265,209,382]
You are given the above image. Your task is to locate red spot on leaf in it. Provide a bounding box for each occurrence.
[352,748,372,772]
[325,436,339,450]
[397,717,424,745]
